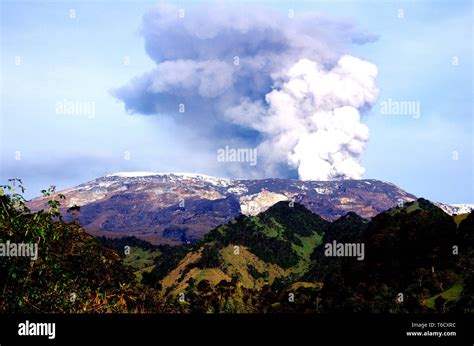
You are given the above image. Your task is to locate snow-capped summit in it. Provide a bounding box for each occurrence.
[105,172,233,186]
[434,202,474,215]
[28,172,421,244]
[106,172,161,178]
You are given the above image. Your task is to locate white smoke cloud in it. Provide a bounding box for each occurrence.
[114,4,379,180]
[226,56,378,180]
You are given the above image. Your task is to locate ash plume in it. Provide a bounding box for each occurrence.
[113,4,379,180]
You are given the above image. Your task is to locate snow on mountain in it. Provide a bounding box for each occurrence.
[28,172,420,244]
[106,172,161,178]
[434,202,474,215]
[106,172,233,186]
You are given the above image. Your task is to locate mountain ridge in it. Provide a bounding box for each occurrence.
[28,172,418,244]
[141,198,472,313]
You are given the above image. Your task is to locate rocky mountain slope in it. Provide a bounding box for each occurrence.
[28,172,417,244]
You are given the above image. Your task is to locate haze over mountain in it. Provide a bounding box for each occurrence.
[28,172,419,244]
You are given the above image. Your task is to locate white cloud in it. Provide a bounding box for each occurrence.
[227,56,379,180]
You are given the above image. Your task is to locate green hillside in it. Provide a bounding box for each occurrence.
[157,202,327,296]
[153,198,473,313]
[1,180,472,314]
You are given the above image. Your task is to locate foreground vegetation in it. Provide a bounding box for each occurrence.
[0,180,472,313]
[0,180,159,313]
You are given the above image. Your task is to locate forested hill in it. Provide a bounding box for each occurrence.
[143,199,473,313]
[1,181,472,313]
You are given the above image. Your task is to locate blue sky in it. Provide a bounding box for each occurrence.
[0,0,472,204]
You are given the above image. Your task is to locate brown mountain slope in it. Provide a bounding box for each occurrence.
[28,172,416,244]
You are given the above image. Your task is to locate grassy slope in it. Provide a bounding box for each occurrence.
[389,201,421,216]
[159,203,326,295]
[160,251,205,293]
[158,202,332,296]
[220,244,287,287]
[453,213,470,227]
[290,282,323,290]
[424,282,463,309]
[160,232,323,296]
[161,244,289,295]
[123,246,161,281]
[290,233,323,275]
